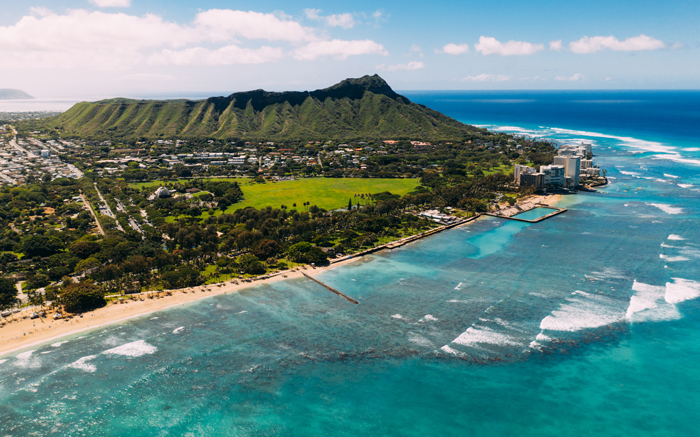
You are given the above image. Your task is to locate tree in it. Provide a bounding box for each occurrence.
[252,239,281,260]
[21,235,64,258]
[287,242,328,265]
[25,272,50,290]
[238,254,266,275]
[0,278,17,311]
[348,198,352,210]
[60,281,106,313]
[69,241,101,259]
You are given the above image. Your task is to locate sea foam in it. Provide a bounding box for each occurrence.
[626,281,680,322]
[103,340,157,357]
[665,278,700,304]
[540,291,626,332]
[451,326,524,348]
[68,355,97,373]
[647,203,684,215]
[660,254,690,262]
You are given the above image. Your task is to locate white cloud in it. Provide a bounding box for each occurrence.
[569,34,665,53]
[555,73,584,81]
[549,40,563,51]
[89,0,131,7]
[371,10,387,24]
[304,8,322,20]
[475,36,544,56]
[410,44,424,57]
[377,61,425,72]
[294,39,387,60]
[326,13,356,29]
[437,43,469,55]
[0,9,383,68]
[150,46,284,66]
[304,9,356,29]
[460,74,512,82]
[194,9,315,43]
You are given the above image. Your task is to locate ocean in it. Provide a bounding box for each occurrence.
[2,90,700,436]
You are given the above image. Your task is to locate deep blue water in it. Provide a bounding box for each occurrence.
[2,91,700,436]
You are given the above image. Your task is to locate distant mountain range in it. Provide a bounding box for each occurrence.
[0,89,34,100]
[20,75,480,140]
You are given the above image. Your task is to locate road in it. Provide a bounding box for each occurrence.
[80,192,106,236]
[94,183,123,231]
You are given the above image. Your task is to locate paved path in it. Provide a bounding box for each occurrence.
[80,191,106,236]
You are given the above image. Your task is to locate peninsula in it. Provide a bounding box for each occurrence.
[0,89,34,100]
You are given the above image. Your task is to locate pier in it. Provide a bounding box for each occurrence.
[301,272,360,304]
[486,205,567,223]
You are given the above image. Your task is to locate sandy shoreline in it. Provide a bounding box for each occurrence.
[0,194,564,358]
[0,257,362,357]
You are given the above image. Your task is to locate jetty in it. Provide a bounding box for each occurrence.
[486,205,566,223]
[301,272,360,304]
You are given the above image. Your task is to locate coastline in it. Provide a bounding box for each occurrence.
[0,194,563,358]
[0,256,361,357]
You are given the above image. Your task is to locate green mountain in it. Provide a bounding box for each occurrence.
[21,75,479,140]
[0,89,34,100]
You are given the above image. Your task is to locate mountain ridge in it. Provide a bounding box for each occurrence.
[0,89,34,100]
[20,75,480,140]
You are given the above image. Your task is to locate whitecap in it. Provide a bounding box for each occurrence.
[664,174,680,179]
[440,345,462,355]
[620,171,640,176]
[14,350,39,369]
[422,315,438,322]
[451,326,524,348]
[586,267,627,281]
[237,310,247,314]
[535,333,550,342]
[540,291,626,332]
[51,341,68,348]
[0,359,7,365]
[661,243,675,248]
[626,281,680,322]
[652,153,700,166]
[172,327,185,334]
[659,254,690,262]
[668,234,685,241]
[665,278,700,304]
[103,340,157,357]
[149,317,159,320]
[549,127,674,153]
[446,299,470,303]
[408,333,435,348]
[68,355,97,373]
[678,184,695,189]
[647,203,683,215]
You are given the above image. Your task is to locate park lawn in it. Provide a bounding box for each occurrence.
[133,177,421,213]
[226,177,421,212]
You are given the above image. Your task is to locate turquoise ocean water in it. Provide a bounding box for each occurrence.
[2,91,700,436]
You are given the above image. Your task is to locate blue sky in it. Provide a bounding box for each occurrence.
[1,0,698,97]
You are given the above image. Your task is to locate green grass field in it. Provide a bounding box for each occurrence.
[131,177,421,212]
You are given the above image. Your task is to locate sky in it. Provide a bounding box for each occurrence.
[1,0,699,98]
